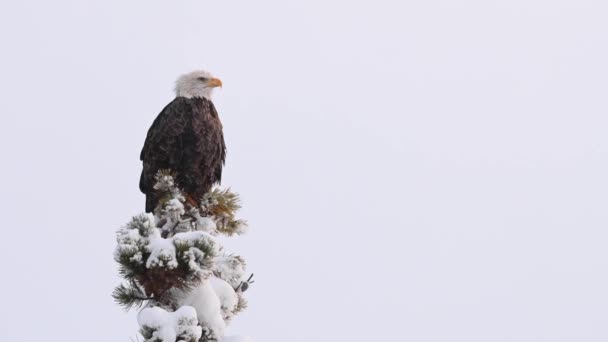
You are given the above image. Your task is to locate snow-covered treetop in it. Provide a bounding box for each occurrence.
[113,171,253,342]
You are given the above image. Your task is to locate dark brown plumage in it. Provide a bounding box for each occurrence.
[139,96,226,212]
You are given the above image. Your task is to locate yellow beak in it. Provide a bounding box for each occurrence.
[208,78,223,88]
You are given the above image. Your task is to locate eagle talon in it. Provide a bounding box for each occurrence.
[185,195,199,209]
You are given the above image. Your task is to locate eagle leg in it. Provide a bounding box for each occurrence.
[185,194,199,209]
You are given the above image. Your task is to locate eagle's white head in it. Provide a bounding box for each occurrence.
[175,70,223,100]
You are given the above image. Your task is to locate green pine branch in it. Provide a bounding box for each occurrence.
[112,281,153,311]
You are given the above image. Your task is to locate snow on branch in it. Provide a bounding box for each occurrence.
[138,306,202,342]
[199,187,249,236]
[113,172,253,342]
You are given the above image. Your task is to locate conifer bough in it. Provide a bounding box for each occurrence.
[114,171,252,342]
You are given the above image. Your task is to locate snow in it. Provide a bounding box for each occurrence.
[196,216,217,233]
[146,231,178,269]
[181,247,208,274]
[173,230,216,244]
[165,198,185,220]
[114,216,149,264]
[210,277,239,319]
[138,306,202,342]
[171,277,239,338]
[129,252,143,263]
[114,231,141,260]
[214,254,247,288]
[175,279,226,340]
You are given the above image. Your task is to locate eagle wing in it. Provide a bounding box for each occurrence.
[139,97,194,194]
[139,97,226,212]
[199,100,226,186]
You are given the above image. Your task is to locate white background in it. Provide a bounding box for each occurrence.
[0,1,607,341]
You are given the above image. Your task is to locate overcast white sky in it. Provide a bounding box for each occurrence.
[0,0,607,341]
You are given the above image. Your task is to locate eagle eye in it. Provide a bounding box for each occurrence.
[198,77,209,82]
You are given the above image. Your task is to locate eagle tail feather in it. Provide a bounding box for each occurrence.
[145,194,157,213]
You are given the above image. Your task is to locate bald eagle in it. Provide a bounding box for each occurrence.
[139,70,226,213]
